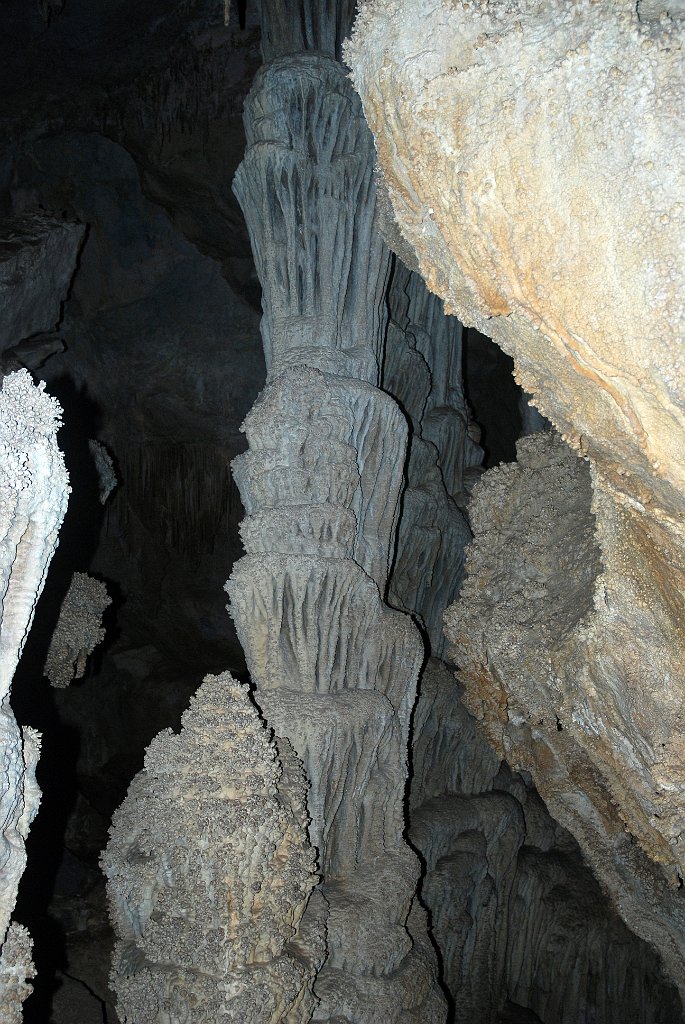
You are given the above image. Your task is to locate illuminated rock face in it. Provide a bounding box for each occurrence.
[0,212,81,1018]
[346,0,685,999]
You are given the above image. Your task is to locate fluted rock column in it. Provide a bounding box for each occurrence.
[227,16,445,1022]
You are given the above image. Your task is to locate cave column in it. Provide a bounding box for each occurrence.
[226,4,446,1020]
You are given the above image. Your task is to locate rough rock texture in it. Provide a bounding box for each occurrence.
[44,572,111,688]
[227,6,445,1018]
[0,924,35,1024]
[0,370,69,1015]
[444,432,685,1001]
[102,672,320,1024]
[347,0,685,997]
[0,213,83,351]
[382,261,478,657]
[88,440,117,506]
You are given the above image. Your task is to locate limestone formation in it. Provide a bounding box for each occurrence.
[444,432,685,998]
[102,672,321,1024]
[0,369,69,1016]
[44,572,111,688]
[409,660,683,1022]
[347,0,685,996]
[228,5,445,1017]
[0,924,35,1024]
[382,261,479,657]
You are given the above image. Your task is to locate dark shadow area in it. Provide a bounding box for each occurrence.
[462,327,522,466]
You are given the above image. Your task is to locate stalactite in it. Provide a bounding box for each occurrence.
[233,56,390,384]
[227,6,446,1018]
[259,0,357,60]
[382,260,479,658]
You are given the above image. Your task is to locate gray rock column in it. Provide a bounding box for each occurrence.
[227,17,445,1022]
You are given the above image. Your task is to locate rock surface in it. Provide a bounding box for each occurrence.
[102,672,320,1023]
[443,432,685,998]
[0,214,83,351]
[347,0,685,997]
[44,572,111,688]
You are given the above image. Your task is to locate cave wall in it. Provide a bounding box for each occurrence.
[1,1,683,1020]
[346,0,685,1001]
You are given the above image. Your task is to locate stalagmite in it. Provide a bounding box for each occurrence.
[102,673,321,1023]
[227,3,446,1018]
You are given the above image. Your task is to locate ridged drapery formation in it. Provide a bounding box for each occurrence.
[408,660,683,1023]
[382,262,479,658]
[228,16,445,1020]
[233,56,390,385]
[0,370,69,1018]
[102,673,321,1023]
[259,0,357,61]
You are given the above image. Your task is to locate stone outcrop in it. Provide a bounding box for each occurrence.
[0,369,69,1017]
[102,672,321,1023]
[443,431,685,1000]
[347,0,685,997]
[44,572,111,688]
[377,273,679,1015]
[227,5,445,1018]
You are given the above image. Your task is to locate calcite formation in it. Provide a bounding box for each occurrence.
[382,261,479,658]
[88,439,117,505]
[443,432,685,997]
[409,660,684,1023]
[347,0,685,997]
[102,673,321,1023]
[44,571,111,687]
[227,4,445,1018]
[0,369,69,1016]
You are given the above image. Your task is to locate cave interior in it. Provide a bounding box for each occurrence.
[0,1,683,1023]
